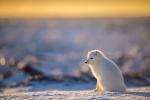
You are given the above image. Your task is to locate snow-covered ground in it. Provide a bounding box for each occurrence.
[1,82,96,93]
[0,86,150,100]
[0,18,150,77]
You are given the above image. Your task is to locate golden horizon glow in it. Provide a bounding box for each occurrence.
[0,0,150,18]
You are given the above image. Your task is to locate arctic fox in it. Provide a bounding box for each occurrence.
[85,50,126,92]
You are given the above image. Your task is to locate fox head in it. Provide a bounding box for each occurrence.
[85,50,105,65]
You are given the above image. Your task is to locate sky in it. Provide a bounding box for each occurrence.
[0,0,150,18]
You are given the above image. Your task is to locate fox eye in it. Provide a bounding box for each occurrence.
[90,57,93,59]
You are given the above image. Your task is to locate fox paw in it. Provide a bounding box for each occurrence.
[94,89,102,93]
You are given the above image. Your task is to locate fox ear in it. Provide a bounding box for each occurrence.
[95,51,98,55]
[88,51,90,54]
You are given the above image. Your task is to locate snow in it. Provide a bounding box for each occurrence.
[0,87,150,100]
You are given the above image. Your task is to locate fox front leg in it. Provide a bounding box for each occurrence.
[94,80,103,93]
